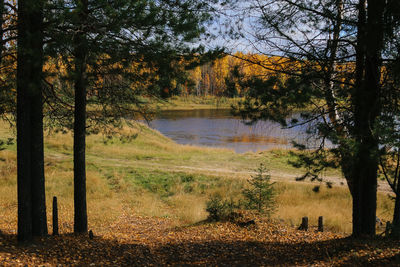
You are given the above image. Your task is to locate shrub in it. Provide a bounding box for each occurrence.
[205,164,276,221]
[206,195,240,222]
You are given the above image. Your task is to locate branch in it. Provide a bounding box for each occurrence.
[394,149,400,192]
[380,156,396,192]
[5,2,17,13]
[280,0,356,26]
[285,112,327,129]
[42,77,74,109]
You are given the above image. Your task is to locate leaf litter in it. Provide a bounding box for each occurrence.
[0,210,400,266]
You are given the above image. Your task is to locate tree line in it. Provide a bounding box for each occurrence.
[157,53,293,98]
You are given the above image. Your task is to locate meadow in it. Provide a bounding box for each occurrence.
[0,118,393,236]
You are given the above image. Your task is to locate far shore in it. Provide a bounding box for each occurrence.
[154,95,241,111]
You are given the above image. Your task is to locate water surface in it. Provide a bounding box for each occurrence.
[148,109,315,153]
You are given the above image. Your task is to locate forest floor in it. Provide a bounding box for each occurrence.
[1,211,400,266]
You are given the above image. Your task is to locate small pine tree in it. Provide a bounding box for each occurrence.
[242,164,275,215]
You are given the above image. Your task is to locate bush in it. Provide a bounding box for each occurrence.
[242,164,276,215]
[206,195,240,222]
[205,164,276,221]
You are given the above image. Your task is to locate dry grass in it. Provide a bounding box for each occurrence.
[0,120,395,235]
[274,182,392,233]
[275,183,353,231]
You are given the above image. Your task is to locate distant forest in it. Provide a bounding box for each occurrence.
[165,54,290,98]
[167,53,354,99]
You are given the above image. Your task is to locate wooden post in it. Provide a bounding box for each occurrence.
[302,217,308,231]
[298,216,308,231]
[89,230,94,239]
[53,196,59,236]
[318,216,324,232]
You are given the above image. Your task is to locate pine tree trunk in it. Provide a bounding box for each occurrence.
[360,0,384,237]
[17,40,33,242]
[352,0,384,237]
[31,81,47,236]
[73,61,88,233]
[30,0,47,237]
[73,0,88,234]
[17,0,47,241]
[351,0,366,238]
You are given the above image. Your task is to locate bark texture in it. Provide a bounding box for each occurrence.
[17,0,47,241]
[352,0,384,237]
[73,0,89,234]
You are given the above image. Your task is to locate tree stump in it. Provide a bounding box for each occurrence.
[298,216,308,231]
[318,216,324,232]
[52,196,59,236]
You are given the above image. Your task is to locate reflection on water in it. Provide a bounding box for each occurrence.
[223,135,289,145]
[148,109,315,153]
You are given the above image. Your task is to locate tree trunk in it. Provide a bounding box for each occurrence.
[30,0,47,237]
[324,0,343,128]
[352,0,384,237]
[351,0,366,238]
[17,19,33,241]
[17,0,47,241]
[73,0,88,234]
[31,79,47,236]
[392,194,400,237]
[322,0,357,200]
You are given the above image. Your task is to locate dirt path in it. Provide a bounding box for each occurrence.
[45,150,391,193]
[82,153,392,193]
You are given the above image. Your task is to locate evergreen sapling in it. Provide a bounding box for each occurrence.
[242,164,275,215]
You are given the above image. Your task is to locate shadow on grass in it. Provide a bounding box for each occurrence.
[0,232,399,266]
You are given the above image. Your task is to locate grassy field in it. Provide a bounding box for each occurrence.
[0,119,394,235]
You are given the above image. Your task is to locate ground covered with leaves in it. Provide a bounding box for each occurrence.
[1,211,400,266]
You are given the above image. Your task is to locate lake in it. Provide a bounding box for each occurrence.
[148,109,318,153]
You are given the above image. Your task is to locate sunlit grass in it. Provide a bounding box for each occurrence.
[0,119,394,234]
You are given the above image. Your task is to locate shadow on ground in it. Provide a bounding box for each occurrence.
[1,232,400,266]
